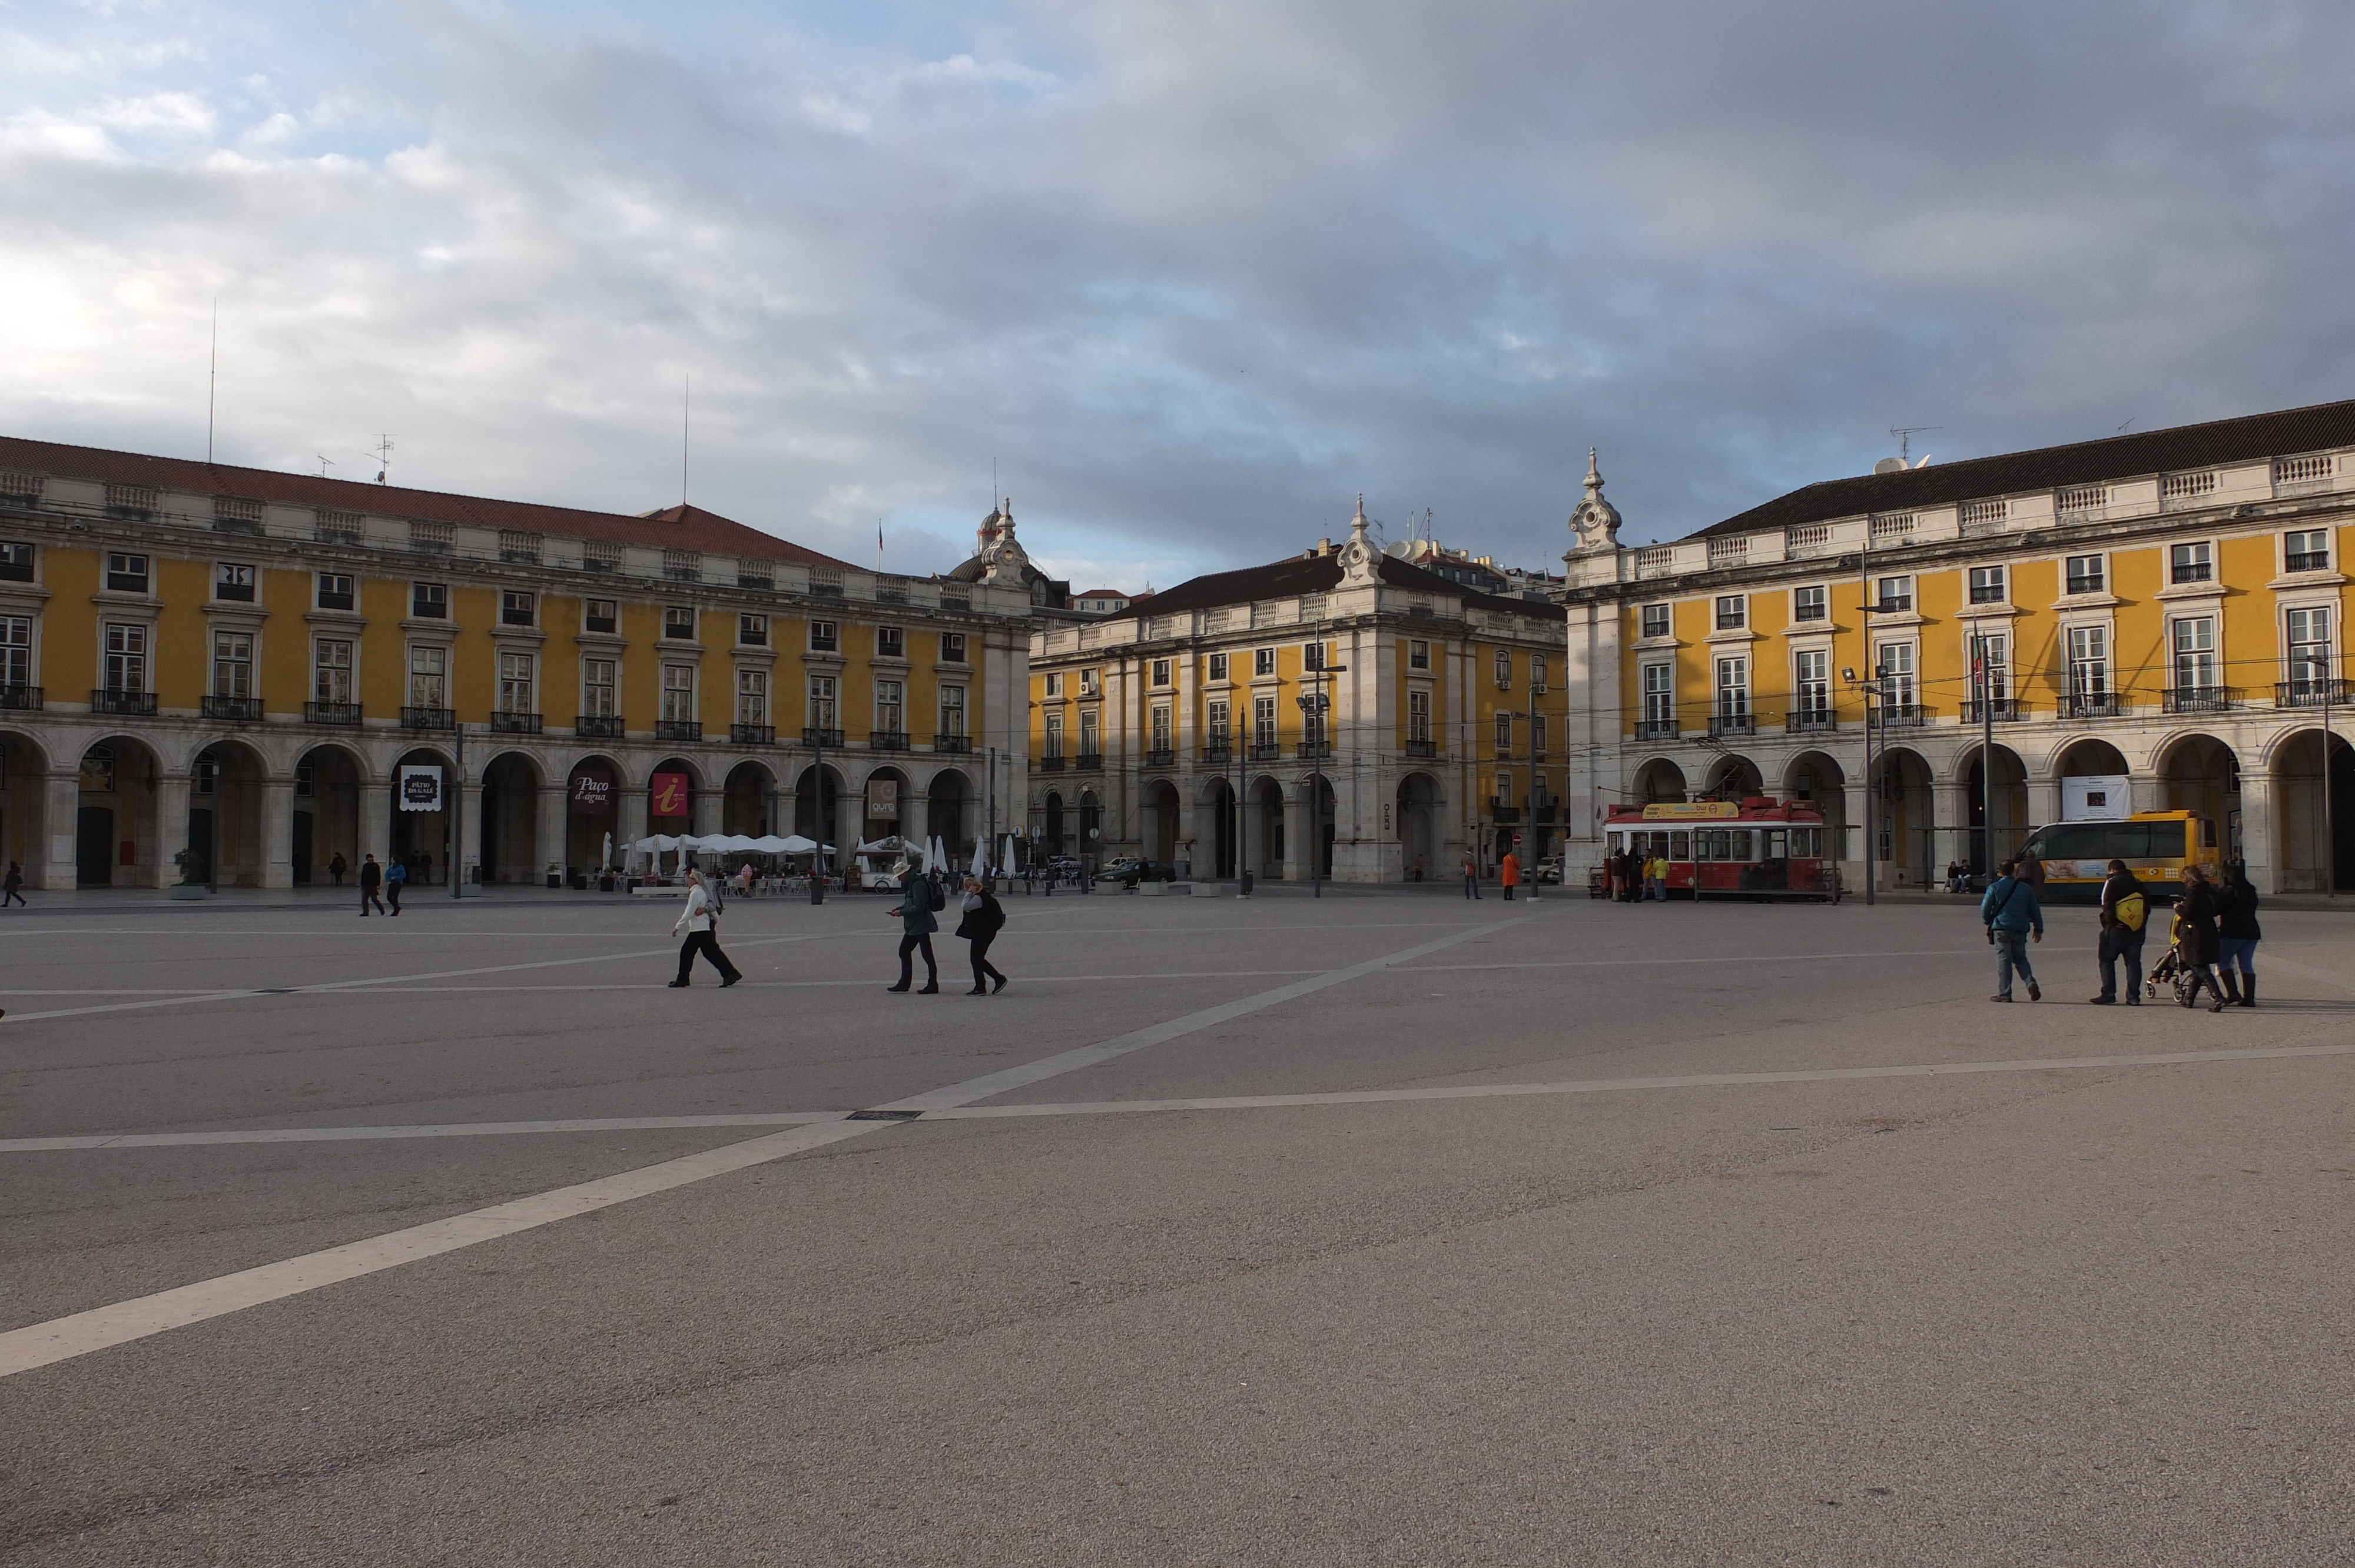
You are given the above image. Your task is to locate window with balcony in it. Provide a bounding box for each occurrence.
[1253,695,1277,748]
[940,632,967,663]
[1714,595,1746,631]
[663,606,697,642]
[1793,649,1830,720]
[808,675,838,732]
[1714,656,1750,723]
[1077,707,1100,759]
[1641,662,1673,732]
[500,590,536,627]
[1207,699,1231,749]
[106,553,149,593]
[1407,640,1429,670]
[585,599,618,634]
[215,562,256,603]
[875,679,904,738]
[1044,711,1064,759]
[1533,714,1547,758]
[1792,585,1827,622]
[0,542,35,583]
[582,658,617,717]
[1408,689,1431,745]
[737,667,769,724]
[1494,711,1513,753]
[1876,643,1916,708]
[2067,626,2109,713]
[876,626,905,659]
[105,622,147,692]
[1152,657,1172,686]
[938,684,967,739]
[810,619,838,653]
[1150,703,1173,754]
[1253,647,1275,677]
[493,652,532,715]
[213,632,253,700]
[409,645,446,708]
[1531,653,1549,693]
[2,614,33,692]
[2171,616,2217,690]
[1970,633,2009,709]
[2288,607,2333,698]
[1494,648,1512,689]
[2285,530,2332,573]
[661,664,696,722]
[1302,693,1328,754]
[1640,603,1670,639]
[1208,652,1230,682]
[410,582,447,620]
[738,613,767,647]
[2170,542,2214,585]
[1968,565,2006,604]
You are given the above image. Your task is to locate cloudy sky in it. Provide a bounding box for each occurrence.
[6,2,2355,589]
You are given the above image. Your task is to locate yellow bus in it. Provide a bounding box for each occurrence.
[2016,810,2223,902]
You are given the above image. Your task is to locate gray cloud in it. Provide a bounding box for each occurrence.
[3,0,2353,585]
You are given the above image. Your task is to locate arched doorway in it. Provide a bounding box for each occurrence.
[1397,772,1439,881]
[2158,734,2240,856]
[1305,772,1336,879]
[724,760,775,837]
[1042,790,1066,856]
[1251,778,1285,878]
[1202,779,1236,878]
[392,747,458,884]
[2273,729,2355,891]
[863,766,909,845]
[567,756,621,871]
[1,730,52,887]
[927,769,971,860]
[479,751,544,884]
[76,737,161,886]
[1782,751,1846,865]
[791,765,845,870]
[648,758,698,838]
[1875,748,1935,888]
[1632,758,1687,803]
[1703,753,1763,800]
[1077,789,1103,865]
[1143,779,1180,866]
[294,744,365,886]
[1959,742,2029,875]
[187,739,267,887]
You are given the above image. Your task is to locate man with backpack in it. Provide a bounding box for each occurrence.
[884,859,941,994]
[1979,857,2044,1002]
[2091,858,2148,1005]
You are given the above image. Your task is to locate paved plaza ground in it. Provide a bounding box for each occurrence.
[2,882,2353,1565]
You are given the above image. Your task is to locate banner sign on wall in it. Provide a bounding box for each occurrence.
[866,778,899,820]
[649,772,691,818]
[399,766,445,812]
[2061,775,2131,821]
[570,773,614,811]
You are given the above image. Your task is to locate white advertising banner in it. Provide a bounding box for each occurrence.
[2061,774,2130,821]
[399,765,445,812]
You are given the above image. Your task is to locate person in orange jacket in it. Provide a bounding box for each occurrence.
[1499,848,1521,902]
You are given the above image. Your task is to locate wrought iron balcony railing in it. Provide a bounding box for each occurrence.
[304,700,361,726]
[201,695,264,722]
[92,688,157,716]
[1200,742,1233,763]
[2162,686,2238,715]
[932,734,971,753]
[1634,717,1679,740]
[1785,709,1836,734]
[869,730,910,751]
[1405,737,1437,758]
[489,711,543,734]
[1707,712,1754,738]
[1248,742,1283,761]
[655,719,704,742]
[575,714,625,738]
[1879,703,1929,727]
[1074,752,1105,770]
[800,727,844,748]
[1039,755,1067,772]
[1146,748,1176,767]
[2062,692,2119,719]
[731,723,775,745]
[1,685,44,711]
[402,705,455,730]
[2276,679,2351,708]
[1960,698,2022,724]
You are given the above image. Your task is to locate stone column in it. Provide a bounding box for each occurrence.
[39,772,79,892]
[455,768,485,889]
[260,775,297,889]
[691,778,723,838]
[360,773,392,866]
[2238,772,2278,893]
[2026,772,2062,835]
[1283,781,1309,883]
[616,775,648,867]
[1932,780,1969,876]
[152,773,193,890]
[538,783,569,881]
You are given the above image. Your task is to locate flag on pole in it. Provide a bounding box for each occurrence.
[877,518,884,572]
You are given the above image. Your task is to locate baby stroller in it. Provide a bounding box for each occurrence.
[2143,903,2203,1008]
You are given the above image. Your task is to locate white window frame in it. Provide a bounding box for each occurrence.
[212,630,254,699]
[1791,585,1827,623]
[2064,554,2106,596]
[582,657,618,717]
[497,651,536,714]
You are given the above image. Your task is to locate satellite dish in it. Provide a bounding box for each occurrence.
[1872,457,1906,476]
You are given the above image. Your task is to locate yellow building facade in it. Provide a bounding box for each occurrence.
[1026,508,1567,882]
[1559,406,2354,893]
[0,437,1031,891]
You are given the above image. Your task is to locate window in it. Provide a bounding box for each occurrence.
[809,619,839,653]
[585,599,618,634]
[939,684,967,737]
[1208,699,1231,745]
[1640,603,1671,639]
[0,542,34,583]
[1,614,34,688]
[1494,648,1512,689]
[1533,714,1547,757]
[497,652,535,713]
[1078,708,1100,755]
[1494,771,1513,810]
[1714,656,1749,719]
[737,667,769,725]
[1408,689,1431,743]
[1971,633,2009,703]
[1408,640,1429,670]
[1044,672,1063,697]
[2067,626,2108,703]
[1791,585,1827,623]
[875,678,904,735]
[1494,710,1514,752]
[808,675,838,729]
[1079,667,1101,696]
[2170,542,2214,585]
[215,562,256,602]
[1044,711,1065,758]
[1793,649,1830,717]
[2288,607,2333,691]
[941,632,968,663]
[410,582,446,619]
[1968,565,2006,604]
[738,613,767,647]
[876,626,905,659]
[409,644,446,707]
[317,573,354,612]
[582,658,617,717]
[2065,554,2106,594]
[2286,530,2332,573]
[1208,652,1230,682]
[1714,595,1746,631]
[1642,663,1674,725]
[500,590,536,628]
[661,664,696,722]
[663,606,696,642]
[1303,642,1326,672]
[1876,642,1915,707]
[1152,657,1172,687]
[1150,703,1173,752]
[1875,576,1912,613]
[1253,647,1276,677]
[213,632,254,699]
[1253,695,1278,747]
[1524,653,1545,693]
[2171,616,2217,691]
[106,553,149,593]
[104,622,147,692]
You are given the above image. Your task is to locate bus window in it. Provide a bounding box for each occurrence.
[1670,830,1690,858]
[2201,818,2216,848]
[2140,822,2186,859]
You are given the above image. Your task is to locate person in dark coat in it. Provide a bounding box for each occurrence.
[2174,865,2228,1012]
[2,860,25,908]
[328,852,348,888]
[359,853,386,916]
[886,859,940,994]
[2217,861,2263,1007]
[956,875,1009,995]
[2091,859,2148,1005]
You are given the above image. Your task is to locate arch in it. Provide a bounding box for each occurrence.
[566,754,624,871]
[1872,745,1937,889]
[479,749,546,885]
[1951,740,2030,873]
[722,759,779,838]
[2271,727,2355,891]
[924,767,974,859]
[0,728,52,888]
[1782,750,1848,864]
[1397,770,1441,882]
[1249,776,1285,879]
[1142,778,1180,866]
[72,736,160,886]
[293,742,367,886]
[2155,732,2240,855]
[1200,777,1236,878]
[861,765,911,842]
[1299,770,1336,879]
[1042,790,1067,856]
[791,763,850,861]
[390,745,459,885]
[1077,788,1103,859]
[647,756,700,831]
[1701,753,1763,800]
[2054,737,2129,779]
[1631,757,1686,803]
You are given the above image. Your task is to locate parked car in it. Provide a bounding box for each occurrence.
[1534,855,1564,885]
[1093,857,1176,888]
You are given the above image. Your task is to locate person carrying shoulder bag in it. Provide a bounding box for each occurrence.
[1979,859,2044,1002]
[955,874,1009,995]
[2091,858,2148,1005]
[668,867,742,988]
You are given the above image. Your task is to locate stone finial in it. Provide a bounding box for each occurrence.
[1569,448,1621,552]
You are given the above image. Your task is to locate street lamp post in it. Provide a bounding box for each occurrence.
[1296,626,1346,898]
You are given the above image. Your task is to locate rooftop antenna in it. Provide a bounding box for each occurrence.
[1889,425,1941,465]
[206,297,218,464]
[372,434,393,485]
[316,456,335,479]
[2117,417,2136,435]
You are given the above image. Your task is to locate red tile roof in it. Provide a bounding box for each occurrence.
[0,435,855,568]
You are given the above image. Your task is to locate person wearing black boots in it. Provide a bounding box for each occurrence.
[2174,865,2228,1013]
[956,874,1009,994]
[2217,861,2263,1006]
[885,859,940,994]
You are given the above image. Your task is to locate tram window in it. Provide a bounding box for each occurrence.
[1763,830,1787,859]
[1730,830,1753,861]
[1670,830,1689,858]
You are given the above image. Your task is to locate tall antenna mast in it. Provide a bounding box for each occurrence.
[682,373,691,507]
[373,434,393,485]
[206,298,218,464]
[1889,424,1941,466]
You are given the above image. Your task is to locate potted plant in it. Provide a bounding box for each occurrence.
[546,859,562,889]
[168,849,208,901]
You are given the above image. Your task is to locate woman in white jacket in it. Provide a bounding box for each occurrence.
[668,868,743,988]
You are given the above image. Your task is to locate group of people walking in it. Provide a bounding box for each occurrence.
[1979,853,2262,1011]
[662,858,1013,996]
[357,853,407,915]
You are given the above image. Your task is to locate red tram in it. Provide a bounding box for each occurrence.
[1593,797,1840,901]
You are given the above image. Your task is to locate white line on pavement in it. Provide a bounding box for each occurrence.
[0,914,1530,1378]
[0,1112,846,1153]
